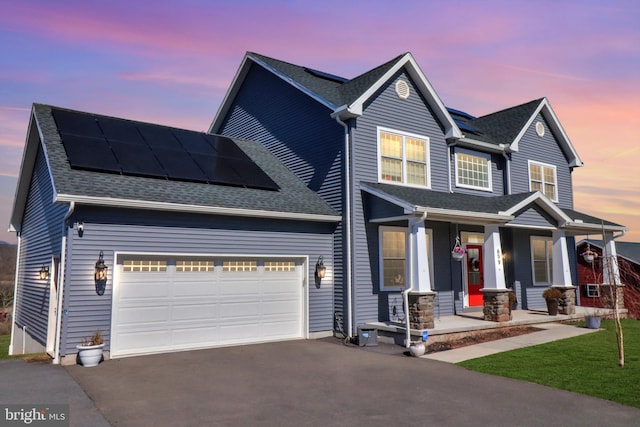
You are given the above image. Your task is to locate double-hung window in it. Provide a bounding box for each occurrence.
[531,236,553,285]
[529,161,558,202]
[378,127,429,187]
[379,227,434,291]
[455,149,492,191]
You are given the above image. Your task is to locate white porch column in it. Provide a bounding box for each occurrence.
[552,230,572,286]
[409,215,431,292]
[483,225,506,289]
[602,232,621,285]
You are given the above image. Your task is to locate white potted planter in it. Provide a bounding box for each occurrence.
[77,330,105,367]
[77,343,105,367]
[409,342,426,357]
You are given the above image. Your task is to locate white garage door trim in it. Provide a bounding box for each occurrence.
[110,252,308,358]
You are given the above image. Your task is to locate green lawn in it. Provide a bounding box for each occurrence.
[458,319,640,408]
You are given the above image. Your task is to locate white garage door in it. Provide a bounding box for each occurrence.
[110,256,305,357]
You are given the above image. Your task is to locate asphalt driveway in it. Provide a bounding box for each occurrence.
[64,338,640,427]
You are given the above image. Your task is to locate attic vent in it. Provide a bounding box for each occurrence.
[535,121,545,137]
[395,80,410,99]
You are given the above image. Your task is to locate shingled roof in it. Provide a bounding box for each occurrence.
[361,182,624,231]
[11,104,339,229]
[249,52,406,108]
[468,99,543,146]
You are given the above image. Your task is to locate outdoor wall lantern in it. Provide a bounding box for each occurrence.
[94,251,108,296]
[314,256,326,287]
[39,264,50,281]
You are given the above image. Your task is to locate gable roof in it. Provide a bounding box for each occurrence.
[468,98,583,167]
[360,182,625,232]
[210,51,462,139]
[10,104,340,231]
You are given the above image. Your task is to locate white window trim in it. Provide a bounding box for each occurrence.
[530,236,553,286]
[377,126,431,189]
[378,226,434,291]
[454,149,493,192]
[379,226,407,291]
[528,160,558,202]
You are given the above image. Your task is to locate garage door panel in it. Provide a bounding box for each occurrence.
[172,277,218,297]
[119,281,171,299]
[118,305,169,324]
[171,304,218,321]
[112,256,304,357]
[171,327,219,346]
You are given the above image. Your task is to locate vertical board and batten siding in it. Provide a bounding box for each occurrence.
[350,70,449,325]
[510,114,574,209]
[450,148,505,197]
[14,147,68,345]
[61,211,334,355]
[217,63,347,329]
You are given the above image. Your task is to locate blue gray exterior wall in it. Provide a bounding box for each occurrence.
[216,63,348,329]
[60,206,335,355]
[450,147,506,197]
[350,70,450,325]
[13,146,68,346]
[510,113,574,209]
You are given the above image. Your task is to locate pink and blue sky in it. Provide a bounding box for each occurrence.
[1,0,639,244]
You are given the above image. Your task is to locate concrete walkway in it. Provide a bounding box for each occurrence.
[423,322,600,363]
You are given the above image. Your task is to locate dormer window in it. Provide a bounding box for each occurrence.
[378,127,430,187]
[529,161,558,202]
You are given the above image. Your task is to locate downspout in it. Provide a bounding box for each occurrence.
[500,145,512,195]
[333,115,354,339]
[447,141,457,193]
[52,201,74,364]
[8,232,22,355]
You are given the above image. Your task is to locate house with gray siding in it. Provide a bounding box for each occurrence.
[211,52,626,337]
[9,104,339,362]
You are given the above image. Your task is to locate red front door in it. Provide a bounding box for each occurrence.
[466,245,484,306]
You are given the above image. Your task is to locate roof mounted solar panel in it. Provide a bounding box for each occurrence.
[303,67,348,83]
[137,124,182,150]
[109,140,166,178]
[226,157,280,190]
[172,129,213,154]
[52,108,104,138]
[446,107,476,120]
[51,107,280,191]
[99,117,146,145]
[205,135,248,159]
[194,154,246,187]
[59,133,122,173]
[153,147,209,183]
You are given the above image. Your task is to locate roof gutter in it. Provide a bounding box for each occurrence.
[54,194,341,223]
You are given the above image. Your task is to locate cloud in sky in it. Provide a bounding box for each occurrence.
[0,0,639,243]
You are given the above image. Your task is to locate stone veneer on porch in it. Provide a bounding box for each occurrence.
[481,289,511,322]
[407,291,436,330]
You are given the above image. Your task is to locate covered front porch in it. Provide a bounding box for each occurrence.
[367,306,615,346]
